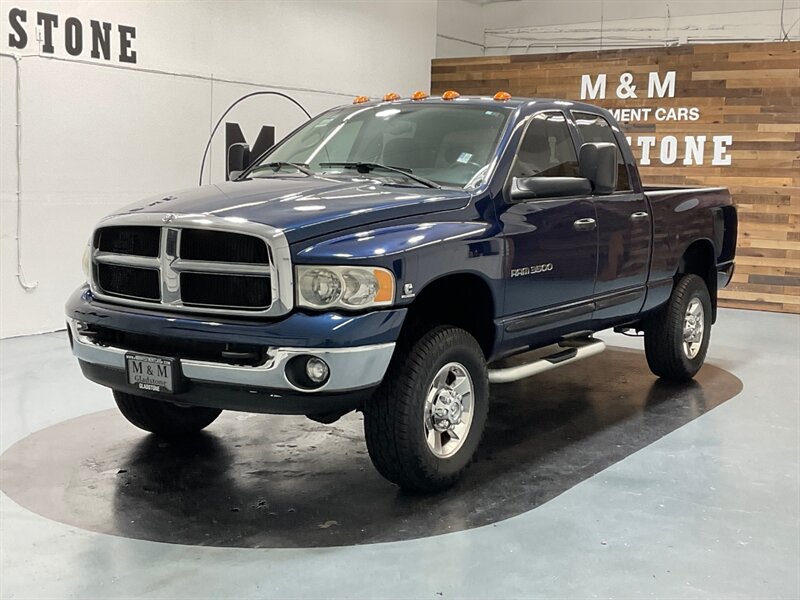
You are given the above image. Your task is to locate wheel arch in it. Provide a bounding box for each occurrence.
[400,271,497,359]
[676,238,718,322]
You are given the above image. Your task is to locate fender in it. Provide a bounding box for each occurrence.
[295,221,504,308]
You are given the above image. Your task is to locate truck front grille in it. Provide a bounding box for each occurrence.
[97,264,160,301]
[90,222,277,316]
[180,230,268,264]
[94,226,160,257]
[180,273,271,308]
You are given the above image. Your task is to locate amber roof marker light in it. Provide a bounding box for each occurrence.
[442,90,461,100]
[493,91,512,101]
[383,92,401,102]
[353,95,370,104]
[411,90,429,101]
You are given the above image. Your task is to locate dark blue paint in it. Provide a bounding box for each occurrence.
[70,97,736,367]
[297,222,491,261]
[117,178,471,245]
[66,286,406,348]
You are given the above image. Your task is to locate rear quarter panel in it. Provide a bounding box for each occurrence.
[643,186,735,311]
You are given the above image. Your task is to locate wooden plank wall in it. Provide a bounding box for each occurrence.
[431,42,800,314]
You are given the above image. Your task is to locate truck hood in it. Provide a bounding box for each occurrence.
[114,177,471,243]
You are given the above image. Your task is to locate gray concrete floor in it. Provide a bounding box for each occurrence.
[1,308,798,599]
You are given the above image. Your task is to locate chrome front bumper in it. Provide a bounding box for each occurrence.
[67,319,395,394]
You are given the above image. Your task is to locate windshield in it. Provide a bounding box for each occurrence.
[248,103,513,188]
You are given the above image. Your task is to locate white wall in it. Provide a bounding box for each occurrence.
[435,0,799,57]
[482,0,799,54]
[0,0,437,338]
[436,0,485,57]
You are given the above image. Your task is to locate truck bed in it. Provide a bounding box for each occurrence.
[643,185,737,290]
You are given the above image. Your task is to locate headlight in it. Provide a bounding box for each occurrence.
[296,265,395,310]
[82,242,92,282]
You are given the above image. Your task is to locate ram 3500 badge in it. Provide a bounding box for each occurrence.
[67,91,737,492]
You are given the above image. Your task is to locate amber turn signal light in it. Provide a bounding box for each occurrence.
[493,91,512,101]
[411,90,429,101]
[441,90,461,100]
[373,269,395,303]
[383,92,400,101]
[353,95,370,104]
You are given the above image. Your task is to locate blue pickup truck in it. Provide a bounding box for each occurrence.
[67,92,737,492]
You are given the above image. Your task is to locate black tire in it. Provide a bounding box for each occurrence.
[113,391,221,437]
[363,326,489,493]
[644,274,712,382]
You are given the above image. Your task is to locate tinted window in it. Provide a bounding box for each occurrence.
[511,112,580,179]
[572,111,632,191]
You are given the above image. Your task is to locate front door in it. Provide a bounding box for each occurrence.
[498,111,598,345]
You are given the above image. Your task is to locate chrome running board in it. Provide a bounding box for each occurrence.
[487,338,606,384]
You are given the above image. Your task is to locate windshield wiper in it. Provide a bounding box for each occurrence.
[318,162,441,189]
[250,161,314,176]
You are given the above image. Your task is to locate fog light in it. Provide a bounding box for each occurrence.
[305,357,330,384]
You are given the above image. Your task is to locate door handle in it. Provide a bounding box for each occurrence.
[630,211,649,221]
[573,218,597,231]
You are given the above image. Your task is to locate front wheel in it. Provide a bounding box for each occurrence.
[364,326,489,493]
[644,274,712,382]
[113,391,222,437]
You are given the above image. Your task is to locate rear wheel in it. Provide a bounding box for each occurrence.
[113,391,221,437]
[363,326,489,493]
[644,274,712,382]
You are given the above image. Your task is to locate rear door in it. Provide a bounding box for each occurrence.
[498,111,598,342]
[571,111,651,320]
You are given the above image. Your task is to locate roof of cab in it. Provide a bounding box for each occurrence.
[346,95,608,115]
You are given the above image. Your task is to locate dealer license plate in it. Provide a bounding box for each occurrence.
[126,353,176,393]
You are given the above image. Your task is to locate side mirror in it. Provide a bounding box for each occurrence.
[579,142,617,195]
[226,142,251,180]
[510,176,593,201]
